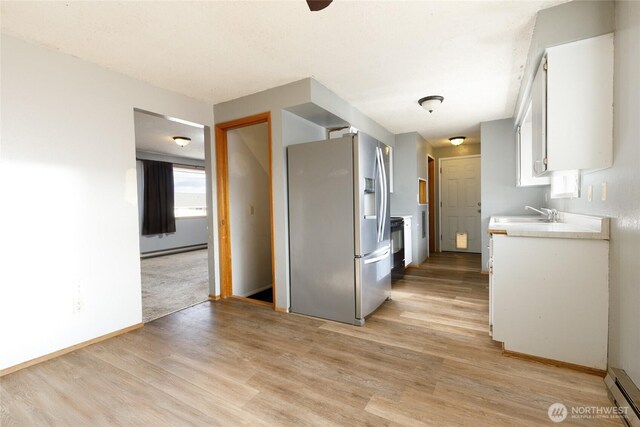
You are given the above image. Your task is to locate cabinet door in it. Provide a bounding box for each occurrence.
[488,236,493,336]
[531,56,548,176]
[546,34,613,171]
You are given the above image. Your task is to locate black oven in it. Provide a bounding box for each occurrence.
[390,217,405,281]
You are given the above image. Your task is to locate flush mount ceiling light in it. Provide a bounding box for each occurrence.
[449,136,466,146]
[173,136,191,147]
[418,95,444,113]
[306,0,333,11]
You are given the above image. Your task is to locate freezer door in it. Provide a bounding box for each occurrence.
[354,133,383,257]
[288,136,357,324]
[356,245,391,321]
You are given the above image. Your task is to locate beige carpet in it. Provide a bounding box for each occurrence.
[141,249,209,322]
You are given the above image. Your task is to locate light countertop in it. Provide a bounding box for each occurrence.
[488,213,609,240]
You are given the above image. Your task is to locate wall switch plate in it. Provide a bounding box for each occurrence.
[588,185,593,202]
[601,182,607,201]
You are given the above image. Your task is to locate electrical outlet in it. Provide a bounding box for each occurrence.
[72,283,83,314]
[588,185,593,202]
[601,182,607,201]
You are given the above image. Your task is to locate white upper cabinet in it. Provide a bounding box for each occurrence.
[531,33,614,176]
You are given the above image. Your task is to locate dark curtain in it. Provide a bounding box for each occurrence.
[142,160,176,235]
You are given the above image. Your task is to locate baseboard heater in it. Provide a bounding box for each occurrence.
[140,244,207,259]
[605,368,640,427]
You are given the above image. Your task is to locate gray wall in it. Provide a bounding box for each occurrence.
[390,132,432,266]
[547,0,640,386]
[432,143,482,252]
[136,154,208,254]
[414,135,433,264]
[214,78,393,309]
[390,133,418,215]
[480,118,545,269]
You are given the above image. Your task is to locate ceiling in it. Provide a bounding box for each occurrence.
[134,110,205,160]
[1,0,566,147]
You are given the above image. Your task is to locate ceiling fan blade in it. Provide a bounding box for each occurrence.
[306,0,333,12]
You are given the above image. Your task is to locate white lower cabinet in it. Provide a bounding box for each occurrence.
[490,234,609,370]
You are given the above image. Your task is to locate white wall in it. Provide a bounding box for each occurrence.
[227,124,273,297]
[480,118,545,269]
[0,35,215,370]
[547,0,640,385]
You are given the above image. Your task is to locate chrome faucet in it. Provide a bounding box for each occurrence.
[525,206,559,222]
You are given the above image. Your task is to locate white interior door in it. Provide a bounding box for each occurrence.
[440,156,481,253]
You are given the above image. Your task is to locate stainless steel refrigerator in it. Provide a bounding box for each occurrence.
[287,131,391,325]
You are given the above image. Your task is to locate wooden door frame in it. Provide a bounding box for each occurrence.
[438,154,481,253]
[215,112,276,308]
[427,155,436,255]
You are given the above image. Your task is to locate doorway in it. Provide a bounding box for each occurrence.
[427,155,436,254]
[133,109,211,322]
[215,113,275,308]
[439,155,481,253]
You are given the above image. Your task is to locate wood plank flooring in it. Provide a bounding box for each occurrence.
[1,252,621,426]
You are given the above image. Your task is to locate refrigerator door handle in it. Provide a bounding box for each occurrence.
[376,147,384,242]
[364,248,390,265]
[363,244,390,258]
[379,146,388,237]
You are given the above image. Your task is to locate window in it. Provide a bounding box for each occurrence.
[173,166,207,218]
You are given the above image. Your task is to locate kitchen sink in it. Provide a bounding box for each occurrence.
[491,216,551,224]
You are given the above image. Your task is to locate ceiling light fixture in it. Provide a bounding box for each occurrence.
[306,0,333,12]
[173,136,191,147]
[418,95,444,113]
[449,136,466,146]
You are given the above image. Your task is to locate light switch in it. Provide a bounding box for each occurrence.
[588,185,593,202]
[601,182,607,201]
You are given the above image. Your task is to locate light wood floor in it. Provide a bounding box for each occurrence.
[1,253,620,426]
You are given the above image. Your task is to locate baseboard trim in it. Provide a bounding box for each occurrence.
[230,295,273,308]
[502,349,606,377]
[141,244,207,259]
[0,323,144,378]
[208,294,221,301]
